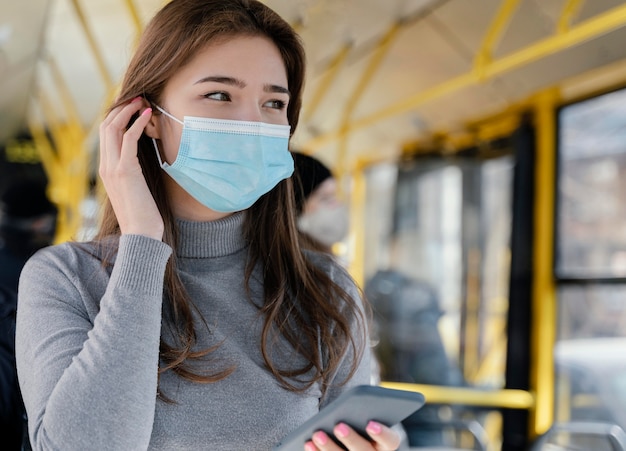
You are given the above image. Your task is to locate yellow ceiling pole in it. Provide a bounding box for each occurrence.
[336,22,401,175]
[27,119,66,247]
[304,2,626,151]
[558,0,584,33]
[302,43,352,123]
[47,56,83,128]
[332,24,399,282]
[46,55,90,240]
[32,92,72,241]
[27,116,59,183]
[69,0,115,91]
[47,56,88,162]
[123,0,144,42]
[474,0,521,79]
[35,87,89,242]
[83,0,149,157]
[529,87,559,439]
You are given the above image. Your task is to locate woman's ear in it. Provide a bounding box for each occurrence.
[144,108,160,139]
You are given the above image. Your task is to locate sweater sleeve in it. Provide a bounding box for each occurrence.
[15,235,172,451]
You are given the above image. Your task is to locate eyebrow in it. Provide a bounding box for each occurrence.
[194,75,290,97]
[265,83,291,97]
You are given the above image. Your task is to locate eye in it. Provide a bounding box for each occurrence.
[264,99,287,110]
[204,92,230,101]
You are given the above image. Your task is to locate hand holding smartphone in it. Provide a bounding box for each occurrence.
[274,385,425,451]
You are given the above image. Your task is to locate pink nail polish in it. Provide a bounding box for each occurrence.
[366,421,383,435]
[312,431,328,445]
[304,442,316,451]
[142,108,152,116]
[335,423,350,438]
[131,96,143,103]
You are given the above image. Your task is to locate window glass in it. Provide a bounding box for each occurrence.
[557,88,626,278]
[556,285,626,432]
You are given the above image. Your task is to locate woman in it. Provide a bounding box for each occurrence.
[15,1,400,450]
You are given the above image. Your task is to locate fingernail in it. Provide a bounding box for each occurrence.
[335,423,350,438]
[131,96,143,103]
[312,431,328,445]
[304,442,317,451]
[366,421,383,435]
[141,108,152,116]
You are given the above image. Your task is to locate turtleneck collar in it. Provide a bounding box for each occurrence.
[175,211,247,258]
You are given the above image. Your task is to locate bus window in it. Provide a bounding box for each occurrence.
[555,86,626,436]
[557,87,626,279]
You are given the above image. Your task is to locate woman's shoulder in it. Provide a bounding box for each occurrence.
[302,248,338,271]
[22,237,119,279]
[302,249,355,289]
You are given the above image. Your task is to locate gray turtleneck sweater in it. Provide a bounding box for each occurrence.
[15,212,371,451]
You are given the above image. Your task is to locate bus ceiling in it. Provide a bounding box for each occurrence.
[2,0,626,171]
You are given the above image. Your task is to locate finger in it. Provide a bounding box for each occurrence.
[105,97,145,143]
[99,104,129,172]
[101,98,145,171]
[304,440,319,451]
[99,98,142,162]
[119,107,152,164]
[101,100,134,128]
[365,421,400,451]
[332,423,373,450]
[310,430,344,451]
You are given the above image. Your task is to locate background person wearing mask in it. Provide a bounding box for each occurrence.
[292,151,349,254]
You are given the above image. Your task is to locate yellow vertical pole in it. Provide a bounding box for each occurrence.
[464,248,482,382]
[347,161,367,288]
[530,88,559,437]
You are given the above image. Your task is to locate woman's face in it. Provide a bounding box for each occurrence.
[148,35,290,221]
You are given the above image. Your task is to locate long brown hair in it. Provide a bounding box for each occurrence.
[96,0,366,398]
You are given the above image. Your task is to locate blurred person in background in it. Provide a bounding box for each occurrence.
[292,151,349,254]
[0,178,57,450]
[0,180,58,293]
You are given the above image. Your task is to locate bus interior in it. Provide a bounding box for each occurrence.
[4,1,626,450]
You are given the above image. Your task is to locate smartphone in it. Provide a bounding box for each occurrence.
[273,385,425,451]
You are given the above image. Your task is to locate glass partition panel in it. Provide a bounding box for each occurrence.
[363,154,514,449]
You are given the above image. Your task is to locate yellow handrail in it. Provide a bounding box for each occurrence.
[380,381,535,410]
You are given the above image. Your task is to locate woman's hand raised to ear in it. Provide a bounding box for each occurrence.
[304,421,401,451]
[99,97,165,241]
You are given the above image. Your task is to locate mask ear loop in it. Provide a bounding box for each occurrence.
[151,104,184,167]
[154,104,184,125]
[152,138,166,167]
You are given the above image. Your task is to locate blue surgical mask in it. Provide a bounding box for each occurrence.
[152,105,293,213]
